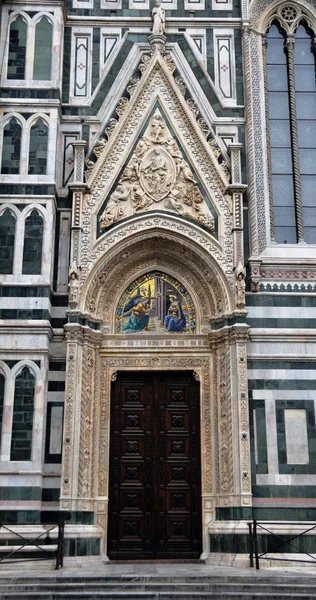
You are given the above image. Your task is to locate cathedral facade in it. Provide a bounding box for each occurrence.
[0,0,315,560]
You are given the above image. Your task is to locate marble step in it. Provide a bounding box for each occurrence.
[1,592,316,600]
[1,578,316,600]
[1,582,316,594]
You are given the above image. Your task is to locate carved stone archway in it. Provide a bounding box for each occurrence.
[60,228,251,559]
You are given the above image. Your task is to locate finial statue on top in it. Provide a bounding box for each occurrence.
[152,0,165,35]
[235,260,246,311]
[68,262,79,309]
[149,0,167,54]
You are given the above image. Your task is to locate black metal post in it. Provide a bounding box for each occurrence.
[253,519,259,570]
[248,521,254,567]
[60,520,64,568]
[56,520,65,570]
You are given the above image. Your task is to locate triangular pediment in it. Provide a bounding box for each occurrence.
[96,106,217,236]
[84,50,232,241]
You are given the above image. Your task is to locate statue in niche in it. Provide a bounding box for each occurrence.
[68,263,79,309]
[152,0,165,35]
[235,261,246,310]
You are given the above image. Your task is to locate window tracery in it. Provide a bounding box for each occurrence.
[0,114,49,176]
[0,204,49,277]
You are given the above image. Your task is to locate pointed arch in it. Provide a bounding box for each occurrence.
[251,0,316,32]
[11,360,41,380]
[2,113,27,128]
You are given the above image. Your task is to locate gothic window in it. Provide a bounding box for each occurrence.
[0,373,4,452]
[0,209,16,274]
[22,210,44,274]
[265,20,316,243]
[33,17,53,80]
[7,16,27,80]
[1,118,22,174]
[28,119,48,174]
[10,367,35,461]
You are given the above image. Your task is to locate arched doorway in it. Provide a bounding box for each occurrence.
[60,224,251,559]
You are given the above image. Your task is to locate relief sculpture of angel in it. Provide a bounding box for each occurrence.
[99,184,130,229]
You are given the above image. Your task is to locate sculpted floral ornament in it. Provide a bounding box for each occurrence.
[99,112,215,233]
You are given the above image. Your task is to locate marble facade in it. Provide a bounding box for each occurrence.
[0,0,315,560]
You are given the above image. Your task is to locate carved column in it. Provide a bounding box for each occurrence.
[242,25,259,257]
[69,141,88,269]
[209,324,251,508]
[79,330,102,511]
[235,328,252,507]
[60,325,102,513]
[60,326,84,510]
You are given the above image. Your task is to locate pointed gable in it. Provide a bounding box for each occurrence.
[83,50,232,243]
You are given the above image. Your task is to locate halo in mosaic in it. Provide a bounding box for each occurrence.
[116,271,196,334]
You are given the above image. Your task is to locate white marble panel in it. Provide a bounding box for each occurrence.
[248,306,316,319]
[284,409,309,465]
[265,397,279,474]
[48,372,66,381]
[47,392,65,402]
[0,298,51,310]
[49,405,63,454]
[248,340,316,359]
[253,408,258,464]
[257,474,316,485]
[249,369,316,380]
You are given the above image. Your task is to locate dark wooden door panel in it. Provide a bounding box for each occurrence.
[108,372,202,559]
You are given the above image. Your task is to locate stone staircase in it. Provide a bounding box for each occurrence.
[1,574,316,599]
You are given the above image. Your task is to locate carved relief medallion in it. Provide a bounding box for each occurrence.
[139,147,176,201]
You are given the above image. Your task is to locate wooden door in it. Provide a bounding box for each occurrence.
[107,371,202,559]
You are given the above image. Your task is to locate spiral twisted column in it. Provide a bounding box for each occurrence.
[242,25,259,256]
[286,36,304,243]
